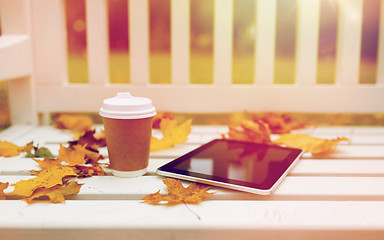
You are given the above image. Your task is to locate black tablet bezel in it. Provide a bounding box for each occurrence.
[156,139,303,195]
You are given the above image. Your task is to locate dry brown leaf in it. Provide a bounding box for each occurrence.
[54,114,94,132]
[223,120,272,144]
[142,178,214,205]
[274,133,349,155]
[69,129,106,149]
[8,166,77,198]
[71,165,105,177]
[0,182,9,200]
[24,180,83,204]
[151,119,192,152]
[254,113,306,134]
[58,144,87,166]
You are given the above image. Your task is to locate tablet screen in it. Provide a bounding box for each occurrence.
[157,139,303,195]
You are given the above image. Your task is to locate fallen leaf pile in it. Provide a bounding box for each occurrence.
[142,178,214,205]
[0,129,107,203]
[223,113,349,155]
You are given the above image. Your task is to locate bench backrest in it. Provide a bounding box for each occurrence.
[0,0,383,125]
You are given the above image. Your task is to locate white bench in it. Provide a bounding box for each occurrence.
[0,0,384,239]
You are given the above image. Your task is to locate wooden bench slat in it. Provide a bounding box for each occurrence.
[0,200,383,240]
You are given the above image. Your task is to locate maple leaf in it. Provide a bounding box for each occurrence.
[54,114,94,132]
[152,112,175,129]
[24,179,83,204]
[254,113,306,134]
[151,119,192,152]
[71,165,105,177]
[33,158,62,169]
[0,182,9,200]
[8,166,77,198]
[142,178,214,205]
[223,120,272,144]
[0,141,25,157]
[274,133,349,155]
[69,129,106,149]
[58,144,87,166]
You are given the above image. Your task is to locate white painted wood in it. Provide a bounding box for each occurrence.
[35,85,384,113]
[85,0,109,85]
[0,0,30,34]
[213,0,233,85]
[335,0,363,86]
[31,0,68,86]
[254,0,276,85]
[0,35,32,81]
[1,124,384,238]
[0,201,383,240]
[129,0,150,84]
[171,0,190,84]
[377,1,384,85]
[295,0,320,85]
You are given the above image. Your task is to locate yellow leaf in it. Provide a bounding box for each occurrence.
[142,178,214,205]
[9,166,77,197]
[0,141,24,157]
[274,133,349,155]
[54,114,93,132]
[24,180,83,204]
[0,182,9,200]
[58,144,87,166]
[33,158,62,169]
[150,119,192,152]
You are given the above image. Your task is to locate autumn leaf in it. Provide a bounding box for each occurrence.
[254,113,306,134]
[0,182,9,200]
[142,178,214,205]
[24,180,83,204]
[26,145,55,158]
[151,119,192,152]
[8,166,77,198]
[58,144,87,166]
[71,165,105,177]
[69,129,106,149]
[152,112,175,129]
[223,120,272,144]
[0,141,25,157]
[274,133,349,155]
[54,114,94,132]
[33,158,62,170]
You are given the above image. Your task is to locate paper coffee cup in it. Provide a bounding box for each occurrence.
[99,92,156,177]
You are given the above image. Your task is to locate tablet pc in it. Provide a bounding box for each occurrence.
[157,139,303,195]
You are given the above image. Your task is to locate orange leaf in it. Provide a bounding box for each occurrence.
[142,178,214,205]
[8,166,77,198]
[151,119,192,152]
[152,112,175,129]
[0,182,9,200]
[33,158,62,169]
[274,133,349,155]
[254,113,306,134]
[58,144,87,166]
[71,165,105,177]
[24,180,83,204]
[223,120,271,144]
[54,114,94,132]
[0,141,24,157]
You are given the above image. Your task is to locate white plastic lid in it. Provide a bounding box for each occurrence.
[99,92,156,119]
